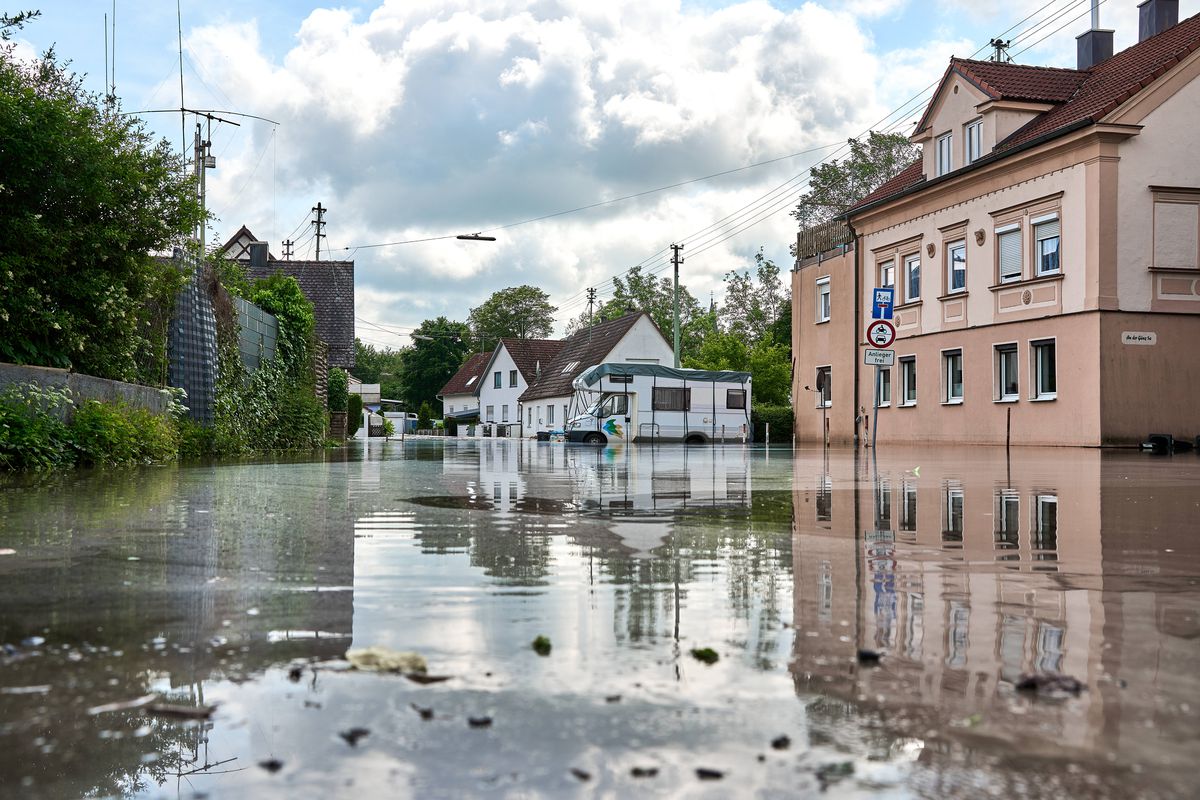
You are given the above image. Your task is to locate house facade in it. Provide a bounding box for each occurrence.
[520,312,674,435]
[793,3,1200,447]
[476,338,565,436]
[438,352,491,419]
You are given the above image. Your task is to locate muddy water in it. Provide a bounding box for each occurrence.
[0,441,1197,798]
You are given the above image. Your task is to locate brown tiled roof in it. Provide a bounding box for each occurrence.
[914,59,1086,135]
[848,160,924,213]
[1001,13,1200,149]
[498,338,566,384]
[520,312,658,402]
[438,351,492,398]
[246,259,356,369]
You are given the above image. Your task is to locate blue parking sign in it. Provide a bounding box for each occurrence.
[872,287,894,320]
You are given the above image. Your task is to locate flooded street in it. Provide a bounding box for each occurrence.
[1,442,1198,798]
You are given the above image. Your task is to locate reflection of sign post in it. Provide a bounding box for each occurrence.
[872,288,894,320]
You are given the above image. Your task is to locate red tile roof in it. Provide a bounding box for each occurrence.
[520,312,660,402]
[1002,12,1200,149]
[499,337,567,384]
[438,351,492,398]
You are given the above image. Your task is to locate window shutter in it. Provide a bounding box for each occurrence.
[1035,217,1060,240]
[999,230,1022,278]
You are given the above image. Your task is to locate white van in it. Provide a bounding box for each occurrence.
[564,363,752,444]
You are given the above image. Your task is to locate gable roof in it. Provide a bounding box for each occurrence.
[247,259,356,369]
[853,13,1200,214]
[520,312,661,402]
[220,225,278,262]
[490,337,566,385]
[438,352,492,398]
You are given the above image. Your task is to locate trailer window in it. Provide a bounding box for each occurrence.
[652,387,691,411]
[600,394,628,417]
[726,389,746,410]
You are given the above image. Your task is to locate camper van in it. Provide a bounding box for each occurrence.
[564,363,752,444]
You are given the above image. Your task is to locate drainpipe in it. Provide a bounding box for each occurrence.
[848,219,861,448]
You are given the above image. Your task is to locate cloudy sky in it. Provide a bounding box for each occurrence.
[16,0,1199,348]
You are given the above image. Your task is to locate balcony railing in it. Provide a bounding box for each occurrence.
[796,220,854,261]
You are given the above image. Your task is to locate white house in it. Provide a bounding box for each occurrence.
[476,338,565,436]
[438,352,491,419]
[520,312,674,435]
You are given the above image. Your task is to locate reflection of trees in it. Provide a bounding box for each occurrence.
[469,520,554,586]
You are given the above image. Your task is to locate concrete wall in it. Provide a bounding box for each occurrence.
[0,363,169,417]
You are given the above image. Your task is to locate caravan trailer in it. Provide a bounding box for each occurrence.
[564,363,752,444]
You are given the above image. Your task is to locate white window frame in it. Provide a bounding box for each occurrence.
[493,371,502,389]
[936,132,953,176]
[1032,213,1061,276]
[946,241,966,294]
[879,260,895,291]
[904,253,921,302]
[997,223,1022,283]
[965,119,983,164]
[509,369,518,388]
[816,276,831,323]
[1031,339,1057,401]
[486,405,495,422]
[501,404,509,423]
[547,405,555,424]
[942,348,963,404]
[994,343,1019,402]
[816,366,832,408]
[899,356,917,407]
[876,367,891,408]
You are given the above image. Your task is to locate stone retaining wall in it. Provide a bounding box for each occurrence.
[0,363,169,417]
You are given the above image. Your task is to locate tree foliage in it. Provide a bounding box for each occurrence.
[790,131,918,232]
[721,249,785,346]
[399,316,470,412]
[352,338,406,401]
[468,285,556,350]
[0,41,203,382]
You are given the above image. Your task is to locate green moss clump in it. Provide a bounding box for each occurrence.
[690,647,719,665]
[532,635,552,656]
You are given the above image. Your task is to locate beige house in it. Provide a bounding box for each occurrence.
[793,2,1200,446]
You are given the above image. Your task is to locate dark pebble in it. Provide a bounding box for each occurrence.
[468,716,493,729]
[339,727,370,746]
[856,649,882,665]
[288,666,304,682]
[570,768,591,781]
[1015,673,1085,695]
[696,768,724,780]
[605,695,622,703]
[258,759,284,774]
[405,673,451,685]
[304,700,322,709]
[757,754,766,763]
[771,735,791,750]
[631,767,659,778]
[411,703,434,720]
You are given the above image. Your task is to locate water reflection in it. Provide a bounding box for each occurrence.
[791,447,1200,794]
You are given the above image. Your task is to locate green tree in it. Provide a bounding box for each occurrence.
[587,265,710,363]
[399,317,470,412]
[790,131,918,233]
[747,340,791,406]
[468,285,556,350]
[0,40,204,382]
[352,338,406,401]
[721,249,786,345]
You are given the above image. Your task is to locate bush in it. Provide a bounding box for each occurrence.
[346,394,363,436]
[0,383,75,469]
[751,405,794,443]
[382,419,395,437]
[417,401,432,430]
[327,368,348,412]
[70,400,178,466]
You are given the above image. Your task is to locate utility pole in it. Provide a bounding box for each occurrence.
[670,244,684,368]
[283,239,294,261]
[312,202,326,261]
[586,287,596,326]
[989,38,1011,62]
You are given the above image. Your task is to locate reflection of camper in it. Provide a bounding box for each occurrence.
[564,363,752,444]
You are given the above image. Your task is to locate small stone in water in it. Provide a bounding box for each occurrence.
[339,727,370,746]
[411,703,434,720]
[856,649,882,665]
[259,759,284,773]
[605,695,622,703]
[570,768,591,781]
[532,636,552,656]
[690,648,719,665]
[771,735,791,750]
[1015,673,1085,696]
[288,666,303,682]
[631,767,659,778]
[696,768,724,780]
[468,716,492,729]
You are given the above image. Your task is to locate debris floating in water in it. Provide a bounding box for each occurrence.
[631,766,659,778]
[771,735,791,750]
[346,647,427,674]
[404,673,451,685]
[1016,673,1086,696]
[146,702,217,720]
[339,727,370,746]
[87,693,158,716]
[856,649,883,666]
[258,758,284,773]
[532,635,552,656]
[468,716,493,729]
[690,648,719,665]
[696,768,725,780]
[570,768,591,781]
[411,703,434,720]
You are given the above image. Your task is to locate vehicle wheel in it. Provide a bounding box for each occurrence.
[584,432,605,445]
[684,434,705,445]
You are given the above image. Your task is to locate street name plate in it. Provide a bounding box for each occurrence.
[1121,331,1157,345]
[864,348,894,366]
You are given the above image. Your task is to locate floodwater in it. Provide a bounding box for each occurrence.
[0,442,1198,799]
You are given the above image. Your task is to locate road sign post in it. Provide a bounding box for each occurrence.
[865,317,897,451]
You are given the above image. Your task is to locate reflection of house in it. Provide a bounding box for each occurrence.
[790,446,1200,767]
[221,226,355,369]
[792,6,1200,445]
[520,312,674,435]
[438,352,491,419]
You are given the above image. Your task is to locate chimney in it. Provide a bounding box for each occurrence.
[248,241,269,270]
[1139,0,1179,42]
[1076,0,1113,70]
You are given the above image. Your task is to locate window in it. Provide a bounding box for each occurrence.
[652,387,691,411]
[528,406,533,426]
[466,375,477,386]
[547,405,554,424]
[493,371,502,389]
[816,277,831,322]
[486,405,495,422]
[1033,215,1060,275]
[1033,493,1058,553]
[900,357,917,405]
[876,368,891,407]
[965,119,983,164]
[904,254,920,301]
[936,132,952,176]
[947,241,966,293]
[509,369,518,387]
[879,260,895,290]
[815,367,832,408]
[994,490,1020,551]
[561,360,580,374]
[900,482,917,533]
[995,344,1018,401]
[943,484,964,545]
[600,395,628,416]
[501,404,509,422]
[1032,340,1056,399]
[726,389,747,409]
[997,225,1022,282]
[943,349,963,403]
